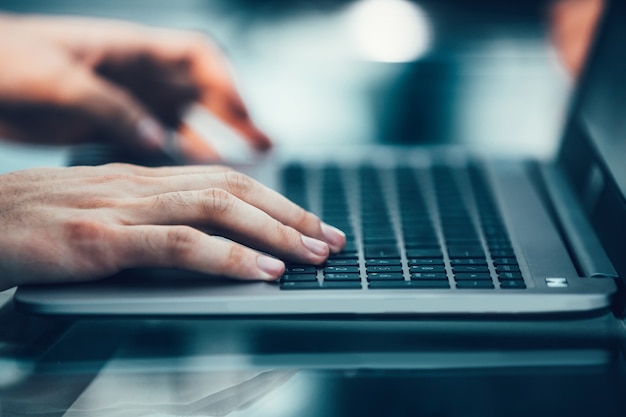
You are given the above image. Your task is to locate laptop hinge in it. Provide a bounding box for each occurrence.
[533,162,618,280]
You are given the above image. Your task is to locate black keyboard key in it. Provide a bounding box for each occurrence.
[449,258,487,266]
[456,280,494,289]
[324,266,360,274]
[454,273,492,280]
[324,273,361,281]
[367,272,404,281]
[490,250,516,258]
[447,247,486,258]
[363,237,397,245]
[281,274,317,282]
[286,265,317,274]
[325,259,359,267]
[329,251,359,259]
[366,258,402,266]
[493,258,518,265]
[366,265,403,273]
[365,247,400,259]
[280,282,321,290]
[410,265,446,273]
[452,265,489,273]
[496,264,521,272]
[406,248,443,258]
[411,272,448,280]
[498,272,523,280]
[500,280,526,289]
[408,259,444,266]
[369,280,450,289]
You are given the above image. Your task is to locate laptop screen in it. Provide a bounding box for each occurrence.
[558,0,626,279]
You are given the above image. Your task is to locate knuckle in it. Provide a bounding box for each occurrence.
[62,220,118,276]
[88,173,137,185]
[200,188,234,216]
[222,171,252,195]
[273,221,301,247]
[292,206,318,232]
[63,218,108,242]
[152,190,194,212]
[225,244,247,269]
[165,226,197,263]
[77,197,116,209]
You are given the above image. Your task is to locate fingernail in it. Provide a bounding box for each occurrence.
[321,223,346,253]
[301,235,329,257]
[136,117,166,149]
[256,255,285,280]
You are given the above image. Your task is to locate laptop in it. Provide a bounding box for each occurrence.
[14,0,626,317]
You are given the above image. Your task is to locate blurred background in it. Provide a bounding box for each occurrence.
[0,0,573,172]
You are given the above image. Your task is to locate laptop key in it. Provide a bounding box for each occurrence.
[325,259,359,267]
[496,264,521,272]
[452,265,489,273]
[324,266,360,274]
[454,273,492,280]
[498,272,523,280]
[280,282,321,290]
[492,258,518,265]
[456,280,495,289]
[447,247,486,258]
[406,248,443,258]
[411,272,448,280]
[366,258,402,266]
[490,250,516,258]
[449,258,487,266]
[367,272,404,281]
[366,265,403,273]
[329,251,359,259]
[281,274,318,282]
[410,265,446,273]
[324,273,361,281]
[365,247,400,259]
[500,280,527,289]
[408,259,444,266]
[286,265,317,274]
[369,280,450,289]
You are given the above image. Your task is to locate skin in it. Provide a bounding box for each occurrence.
[0,14,346,290]
[0,163,346,291]
[550,0,603,78]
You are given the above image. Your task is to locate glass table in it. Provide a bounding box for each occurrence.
[2,298,626,417]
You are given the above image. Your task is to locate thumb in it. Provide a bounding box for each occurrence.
[78,72,167,152]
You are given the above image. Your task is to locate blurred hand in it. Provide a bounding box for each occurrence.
[0,14,270,162]
[550,0,603,78]
[0,163,346,290]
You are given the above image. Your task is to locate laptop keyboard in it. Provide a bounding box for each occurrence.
[280,163,526,290]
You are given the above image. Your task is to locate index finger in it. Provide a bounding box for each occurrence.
[184,36,272,150]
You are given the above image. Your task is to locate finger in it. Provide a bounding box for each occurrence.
[184,37,273,150]
[112,225,285,280]
[122,189,331,264]
[200,89,273,151]
[176,123,221,163]
[74,71,169,153]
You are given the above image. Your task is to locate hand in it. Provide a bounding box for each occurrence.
[0,164,346,290]
[550,0,603,77]
[0,14,270,161]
